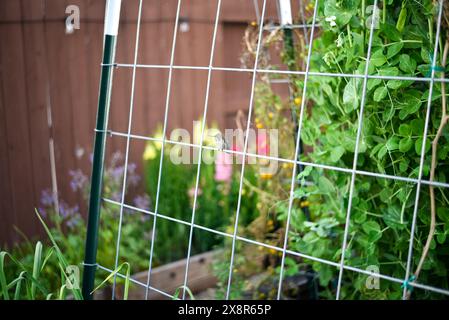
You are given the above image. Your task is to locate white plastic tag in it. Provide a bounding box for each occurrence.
[104,0,122,36]
[279,0,292,25]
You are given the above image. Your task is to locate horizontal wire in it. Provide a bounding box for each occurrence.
[101,197,449,297]
[264,23,321,31]
[96,264,177,299]
[110,62,449,84]
[106,130,449,189]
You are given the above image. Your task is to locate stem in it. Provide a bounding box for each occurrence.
[347,24,353,47]
[406,39,449,299]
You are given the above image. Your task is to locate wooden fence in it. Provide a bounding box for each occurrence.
[0,0,286,245]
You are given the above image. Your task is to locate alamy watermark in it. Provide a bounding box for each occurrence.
[152,121,280,175]
[66,265,80,289]
[65,5,80,34]
[365,265,380,290]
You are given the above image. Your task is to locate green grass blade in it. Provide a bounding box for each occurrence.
[0,252,10,300]
[40,247,54,272]
[13,271,26,300]
[31,241,43,299]
[173,285,195,300]
[58,284,67,300]
[91,262,130,300]
[35,209,83,300]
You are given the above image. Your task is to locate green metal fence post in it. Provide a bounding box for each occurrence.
[82,0,122,300]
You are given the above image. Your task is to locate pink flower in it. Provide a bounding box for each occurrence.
[257,132,269,156]
[214,151,233,182]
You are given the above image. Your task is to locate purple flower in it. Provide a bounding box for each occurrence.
[133,194,151,210]
[110,151,123,167]
[111,191,121,202]
[40,189,55,206]
[69,169,88,192]
[38,207,47,218]
[59,202,79,219]
[110,165,125,184]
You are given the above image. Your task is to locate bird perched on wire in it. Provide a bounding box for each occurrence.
[210,132,230,151]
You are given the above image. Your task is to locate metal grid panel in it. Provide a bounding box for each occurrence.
[89,0,449,300]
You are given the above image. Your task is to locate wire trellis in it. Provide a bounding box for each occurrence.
[86,0,449,300]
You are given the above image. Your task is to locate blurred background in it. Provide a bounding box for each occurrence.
[0,0,289,245]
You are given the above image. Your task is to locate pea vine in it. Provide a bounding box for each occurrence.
[284,0,449,299]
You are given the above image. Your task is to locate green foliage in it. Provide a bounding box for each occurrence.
[143,138,259,265]
[288,0,449,299]
[0,211,83,300]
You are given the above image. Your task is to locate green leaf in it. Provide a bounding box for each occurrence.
[415,137,431,155]
[330,146,345,162]
[399,54,417,74]
[373,86,388,102]
[386,136,399,151]
[371,49,387,67]
[387,42,404,59]
[173,286,195,300]
[437,233,446,244]
[410,119,424,135]
[378,67,399,77]
[35,209,83,300]
[437,207,449,223]
[0,252,10,300]
[381,24,401,41]
[91,262,131,300]
[421,47,431,63]
[343,80,359,110]
[368,78,381,91]
[297,166,312,179]
[31,242,43,300]
[378,145,388,159]
[396,5,407,33]
[387,80,402,89]
[318,176,335,194]
[399,137,413,152]
[398,124,411,136]
[399,160,409,172]
[362,221,381,235]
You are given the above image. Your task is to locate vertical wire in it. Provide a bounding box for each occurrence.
[225,0,267,300]
[181,0,222,300]
[111,0,143,299]
[144,0,183,300]
[335,0,379,300]
[276,0,319,300]
[402,0,444,299]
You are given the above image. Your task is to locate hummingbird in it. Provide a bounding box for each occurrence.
[210,132,230,151]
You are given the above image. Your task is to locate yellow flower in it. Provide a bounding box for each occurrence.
[256,123,264,129]
[143,143,157,160]
[268,112,274,119]
[260,172,273,179]
[294,97,302,106]
[300,200,310,208]
[268,248,277,255]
